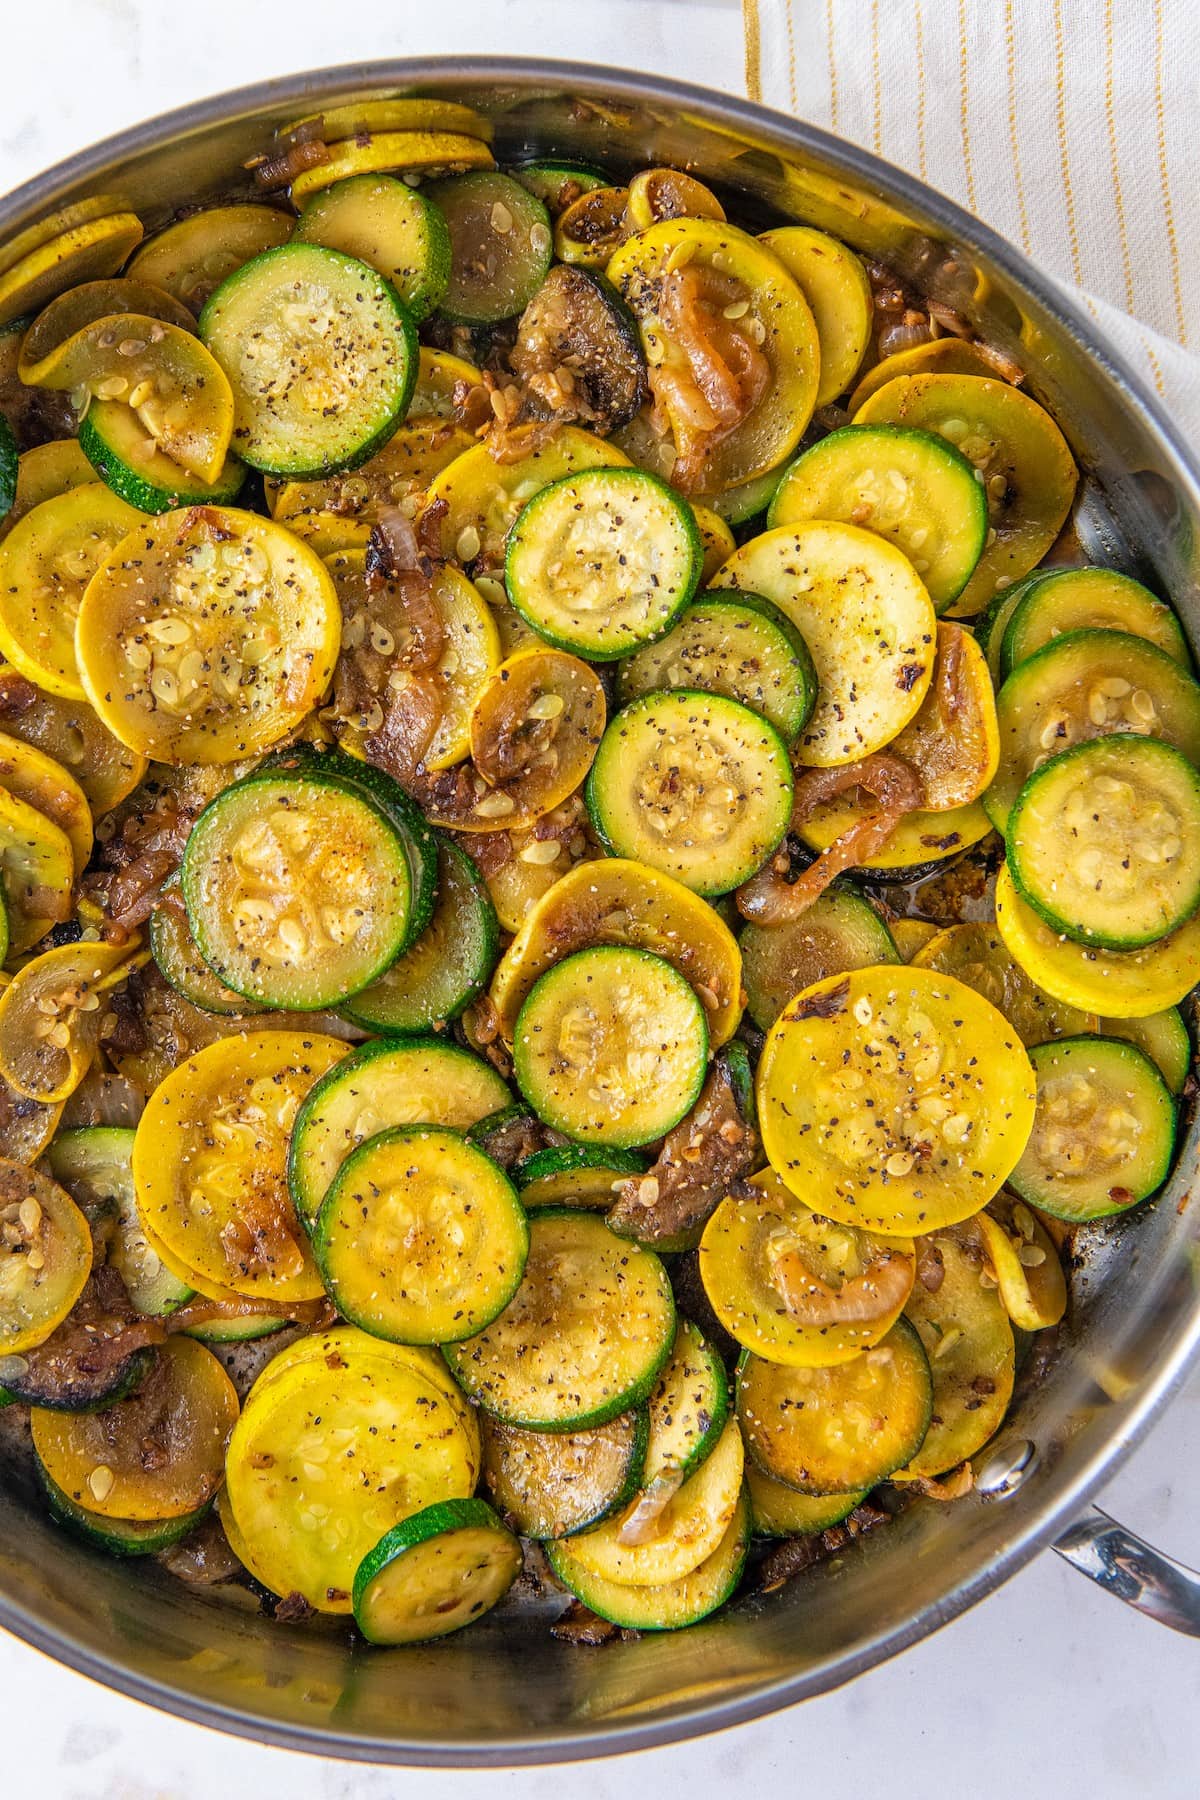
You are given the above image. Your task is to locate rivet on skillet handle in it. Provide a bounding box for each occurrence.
[1054,1506,1200,1637]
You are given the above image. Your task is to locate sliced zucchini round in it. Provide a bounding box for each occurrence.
[226,1330,479,1612]
[75,505,342,766]
[182,764,412,1011]
[759,225,871,407]
[984,629,1200,835]
[45,1126,192,1317]
[737,1317,932,1493]
[427,172,552,324]
[0,483,143,699]
[127,204,295,313]
[488,855,743,1049]
[482,1407,648,1539]
[288,1035,511,1231]
[615,593,817,743]
[740,884,899,1032]
[294,174,451,322]
[314,1125,529,1344]
[848,336,1013,415]
[607,217,819,495]
[199,244,417,476]
[853,372,1078,614]
[641,1318,729,1486]
[444,1209,675,1431]
[31,1337,237,1520]
[0,1160,92,1355]
[998,566,1190,679]
[340,836,498,1035]
[995,860,1200,1019]
[1009,1035,1176,1222]
[149,897,263,1018]
[133,1030,348,1304]
[711,521,937,766]
[510,263,646,436]
[78,400,246,514]
[586,690,794,896]
[757,966,1038,1236]
[701,1167,915,1367]
[894,1226,1015,1480]
[505,467,700,659]
[1099,1008,1191,1095]
[911,920,1094,1046]
[509,161,607,216]
[352,1497,522,1644]
[1007,736,1200,948]
[513,946,708,1148]
[555,1414,743,1590]
[547,1486,750,1631]
[514,1144,646,1209]
[745,1464,866,1538]
[41,1468,209,1557]
[890,918,941,961]
[769,425,986,613]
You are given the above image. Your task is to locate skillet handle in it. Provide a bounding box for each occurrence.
[1054,1505,1200,1636]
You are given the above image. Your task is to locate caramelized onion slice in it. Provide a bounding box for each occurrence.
[767,1239,915,1328]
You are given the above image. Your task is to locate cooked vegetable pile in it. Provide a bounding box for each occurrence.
[0,96,1192,1646]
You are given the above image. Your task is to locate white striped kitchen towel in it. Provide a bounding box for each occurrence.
[743,0,1200,441]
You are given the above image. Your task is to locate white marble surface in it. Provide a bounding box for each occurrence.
[2,3,1199,1792]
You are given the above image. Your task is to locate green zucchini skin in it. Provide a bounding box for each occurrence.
[616,591,818,742]
[1006,736,1200,949]
[79,401,247,513]
[0,413,17,520]
[506,467,701,660]
[1100,1007,1192,1095]
[352,1497,522,1644]
[445,1208,677,1432]
[181,761,414,1011]
[546,1488,751,1631]
[149,895,264,1018]
[338,835,498,1035]
[199,243,418,477]
[510,263,646,433]
[997,566,1191,680]
[293,174,452,322]
[268,745,438,948]
[40,1465,211,1557]
[45,1127,193,1318]
[642,1319,729,1486]
[481,1406,649,1539]
[1010,1035,1177,1222]
[740,883,899,1032]
[427,172,552,324]
[586,690,795,898]
[768,423,988,612]
[508,161,607,215]
[513,1143,647,1208]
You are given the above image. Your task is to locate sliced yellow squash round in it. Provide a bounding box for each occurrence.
[912,920,1095,1045]
[127,205,295,314]
[289,132,495,205]
[758,966,1037,1235]
[700,1166,915,1367]
[0,784,75,953]
[0,939,132,1102]
[0,731,92,873]
[20,317,234,484]
[0,1159,92,1354]
[31,1336,237,1519]
[269,417,475,545]
[976,1195,1067,1331]
[759,225,872,406]
[887,621,999,809]
[853,373,1078,615]
[0,213,144,330]
[76,505,342,764]
[994,861,1200,1018]
[711,521,937,765]
[411,346,484,416]
[0,662,145,815]
[0,484,144,698]
[848,338,1019,416]
[796,793,995,873]
[132,1030,348,1303]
